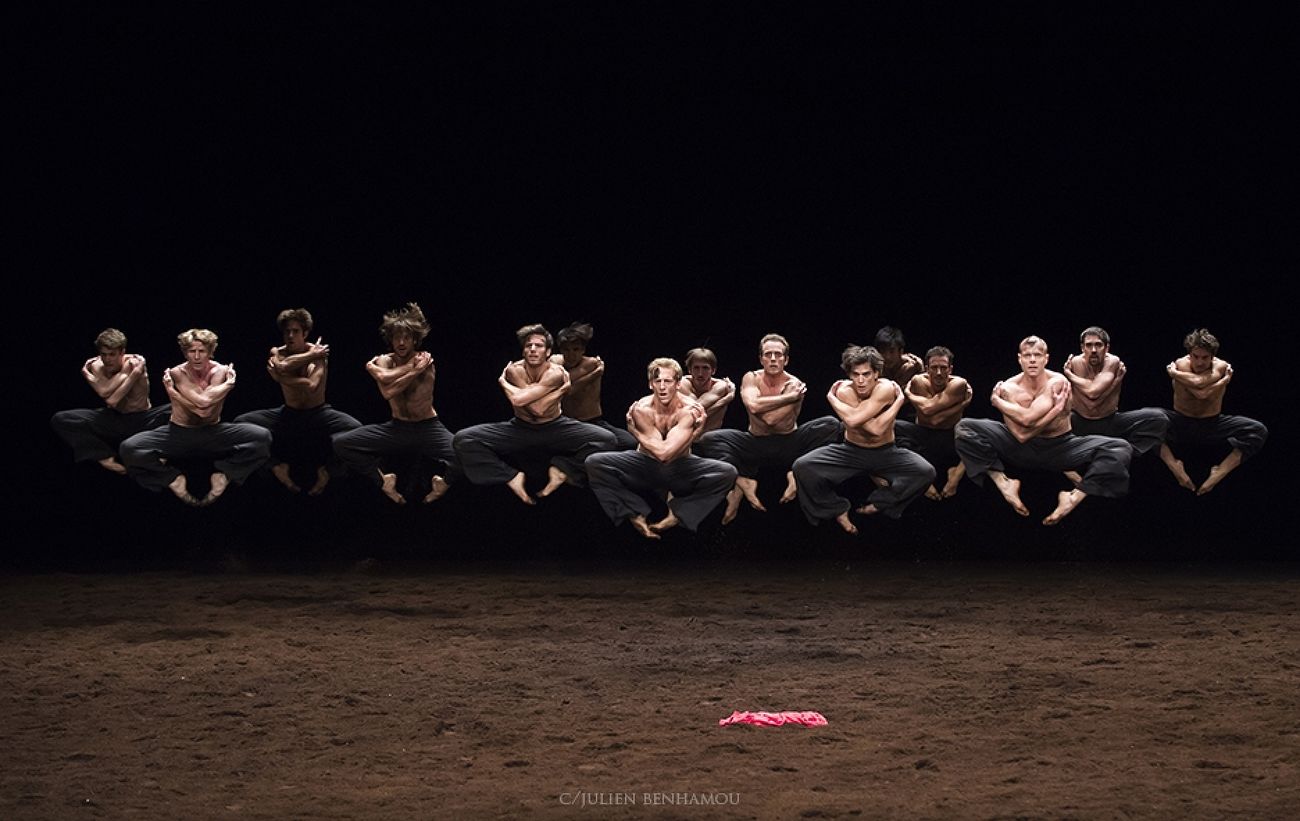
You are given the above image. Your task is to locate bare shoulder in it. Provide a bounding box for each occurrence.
[628,396,655,421]
[543,361,568,383]
[1214,357,1232,373]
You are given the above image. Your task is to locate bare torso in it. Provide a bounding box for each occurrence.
[273,346,329,410]
[168,362,231,427]
[839,380,901,448]
[87,356,152,413]
[998,371,1072,441]
[907,374,971,430]
[553,354,603,421]
[379,353,436,422]
[680,376,732,432]
[507,360,567,424]
[1171,356,1230,418]
[1065,353,1123,419]
[744,369,804,436]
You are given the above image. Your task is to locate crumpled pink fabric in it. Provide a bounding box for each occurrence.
[718,710,828,727]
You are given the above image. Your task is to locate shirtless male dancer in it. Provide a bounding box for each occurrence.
[954,335,1132,525]
[52,327,169,474]
[896,345,973,499]
[453,324,617,504]
[1158,328,1267,494]
[120,329,270,505]
[550,322,636,449]
[1062,327,1168,477]
[695,333,840,523]
[874,326,926,386]
[332,303,459,504]
[586,358,737,538]
[235,308,361,495]
[678,347,736,433]
[793,346,934,534]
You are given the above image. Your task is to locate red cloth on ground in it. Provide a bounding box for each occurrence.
[718,710,828,727]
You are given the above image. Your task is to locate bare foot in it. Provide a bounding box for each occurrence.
[991,474,1030,517]
[736,476,766,512]
[1160,445,1196,491]
[168,474,200,506]
[941,466,964,498]
[380,472,406,504]
[630,515,661,540]
[835,511,858,534]
[721,486,743,525]
[307,467,330,496]
[649,511,679,533]
[1043,489,1086,525]
[1063,470,1083,487]
[854,503,880,516]
[98,457,127,475]
[423,475,450,503]
[780,471,799,504]
[1168,460,1195,491]
[925,484,942,501]
[200,472,230,506]
[537,466,567,498]
[1198,451,1243,496]
[271,463,301,493]
[506,472,535,505]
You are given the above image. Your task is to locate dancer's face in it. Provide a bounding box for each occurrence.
[185,341,212,368]
[759,342,787,375]
[522,334,550,366]
[99,347,125,374]
[282,320,308,353]
[1081,334,1108,368]
[848,363,879,397]
[926,355,952,390]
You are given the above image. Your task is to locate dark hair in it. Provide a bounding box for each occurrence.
[873,326,905,351]
[840,344,884,375]
[277,308,314,334]
[95,328,127,351]
[925,345,954,365]
[516,323,553,351]
[1079,326,1110,345]
[379,303,429,346]
[556,322,593,347]
[1183,328,1219,354]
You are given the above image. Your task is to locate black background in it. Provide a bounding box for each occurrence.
[15,3,1297,565]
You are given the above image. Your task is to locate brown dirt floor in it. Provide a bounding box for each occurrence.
[2,561,1298,819]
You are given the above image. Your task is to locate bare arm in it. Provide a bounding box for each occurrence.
[992,377,1070,430]
[367,353,432,400]
[1063,355,1124,401]
[570,357,605,388]
[826,380,900,429]
[697,377,736,411]
[630,404,699,463]
[499,363,569,408]
[169,364,236,412]
[1168,359,1232,399]
[740,372,806,414]
[905,375,971,415]
[862,382,907,437]
[85,356,147,409]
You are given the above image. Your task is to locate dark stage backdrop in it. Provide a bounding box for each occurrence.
[15,4,1296,563]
